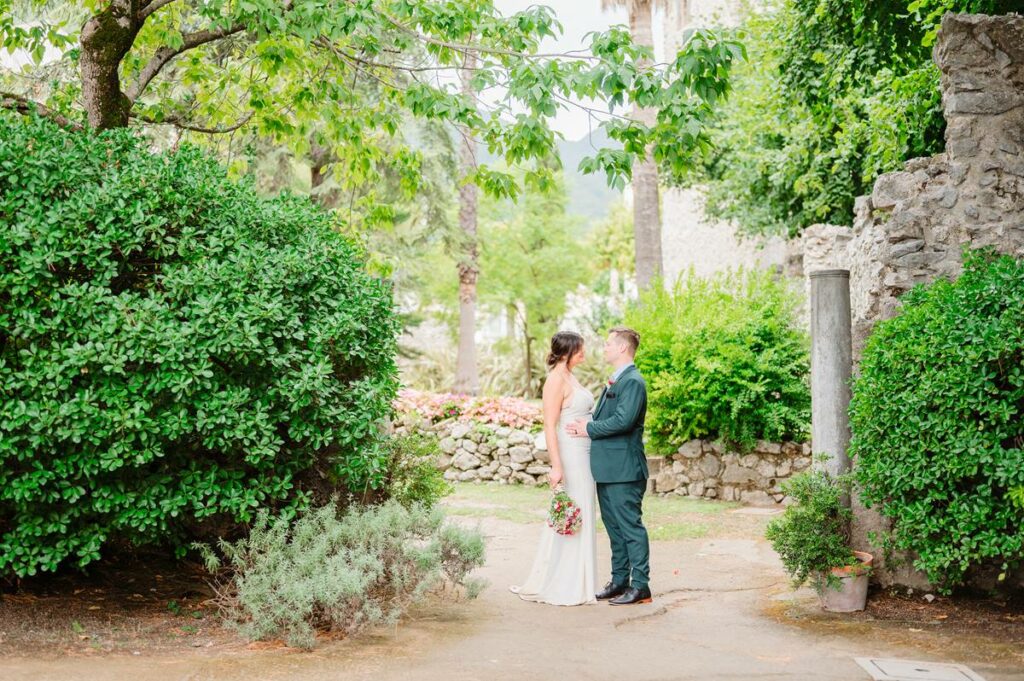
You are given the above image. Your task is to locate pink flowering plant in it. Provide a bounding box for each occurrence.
[394,389,541,429]
[546,485,583,536]
[439,400,462,420]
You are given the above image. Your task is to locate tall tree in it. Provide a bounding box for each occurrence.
[480,175,587,397]
[453,49,479,395]
[603,0,664,290]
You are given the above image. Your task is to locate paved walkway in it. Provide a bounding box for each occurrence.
[3,494,1021,681]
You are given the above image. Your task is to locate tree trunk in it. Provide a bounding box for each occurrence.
[629,0,663,291]
[453,51,480,395]
[524,315,532,395]
[506,305,517,341]
[80,0,140,130]
[310,144,328,192]
[309,140,341,208]
[524,333,533,398]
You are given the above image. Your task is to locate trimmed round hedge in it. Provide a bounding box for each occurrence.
[0,115,399,577]
[850,250,1024,590]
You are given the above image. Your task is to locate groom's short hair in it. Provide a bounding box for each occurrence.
[609,326,640,356]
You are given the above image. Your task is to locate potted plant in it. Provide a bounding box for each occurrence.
[765,468,873,612]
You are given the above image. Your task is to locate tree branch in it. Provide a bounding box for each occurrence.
[314,37,406,92]
[382,14,599,62]
[139,0,182,20]
[0,92,83,131]
[131,110,254,133]
[315,38,484,74]
[126,22,246,102]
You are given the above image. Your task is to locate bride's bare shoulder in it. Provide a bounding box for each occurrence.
[542,369,563,389]
[542,369,571,400]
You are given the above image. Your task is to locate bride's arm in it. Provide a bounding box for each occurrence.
[541,372,565,489]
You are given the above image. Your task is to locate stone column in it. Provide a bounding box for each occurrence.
[810,270,852,482]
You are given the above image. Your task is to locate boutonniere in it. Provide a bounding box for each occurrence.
[607,378,615,387]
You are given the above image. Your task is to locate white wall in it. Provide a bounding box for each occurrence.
[658,1,789,282]
[661,187,789,284]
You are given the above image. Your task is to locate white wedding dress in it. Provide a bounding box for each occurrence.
[511,386,598,606]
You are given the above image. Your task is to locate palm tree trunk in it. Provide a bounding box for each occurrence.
[453,51,480,395]
[524,331,533,398]
[629,0,663,290]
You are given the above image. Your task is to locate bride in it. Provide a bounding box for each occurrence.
[510,331,598,606]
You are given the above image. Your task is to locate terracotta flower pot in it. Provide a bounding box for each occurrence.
[818,550,873,613]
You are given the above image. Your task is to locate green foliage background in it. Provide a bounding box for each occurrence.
[403,171,615,399]
[0,115,400,577]
[850,251,1024,590]
[479,174,589,395]
[626,268,810,453]
[694,0,1020,238]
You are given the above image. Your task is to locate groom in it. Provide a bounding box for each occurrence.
[566,327,651,606]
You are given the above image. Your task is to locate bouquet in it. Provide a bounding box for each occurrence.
[547,485,583,536]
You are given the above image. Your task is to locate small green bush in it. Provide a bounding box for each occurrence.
[850,250,1024,590]
[198,501,486,649]
[765,469,857,592]
[0,115,399,577]
[377,434,452,509]
[626,268,810,452]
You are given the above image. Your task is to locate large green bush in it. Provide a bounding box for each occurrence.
[0,115,399,577]
[850,251,1024,590]
[626,268,810,453]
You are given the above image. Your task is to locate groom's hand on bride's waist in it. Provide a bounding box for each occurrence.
[565,419,589,437]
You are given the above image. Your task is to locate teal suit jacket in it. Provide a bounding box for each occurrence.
[586,365,648,483]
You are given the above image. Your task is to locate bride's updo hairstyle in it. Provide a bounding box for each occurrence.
[546,331,585,369]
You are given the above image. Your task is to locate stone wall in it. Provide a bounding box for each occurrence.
[395,414,809,506]
[393,416,554,486]
[845,13,1024,359]
[789,224,854,328]
[797,15,1024,354]
[796,14,1024,588]
[661,186,790,286]
[648,439,811,506]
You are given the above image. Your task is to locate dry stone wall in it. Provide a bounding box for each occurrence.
[395,415,809,506]
[393,416,553,486]
[648,439,811,506]
[797,16,1024,357]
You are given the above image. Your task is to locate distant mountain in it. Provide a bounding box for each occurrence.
[557,127,622,221]
[478,127,622,223]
